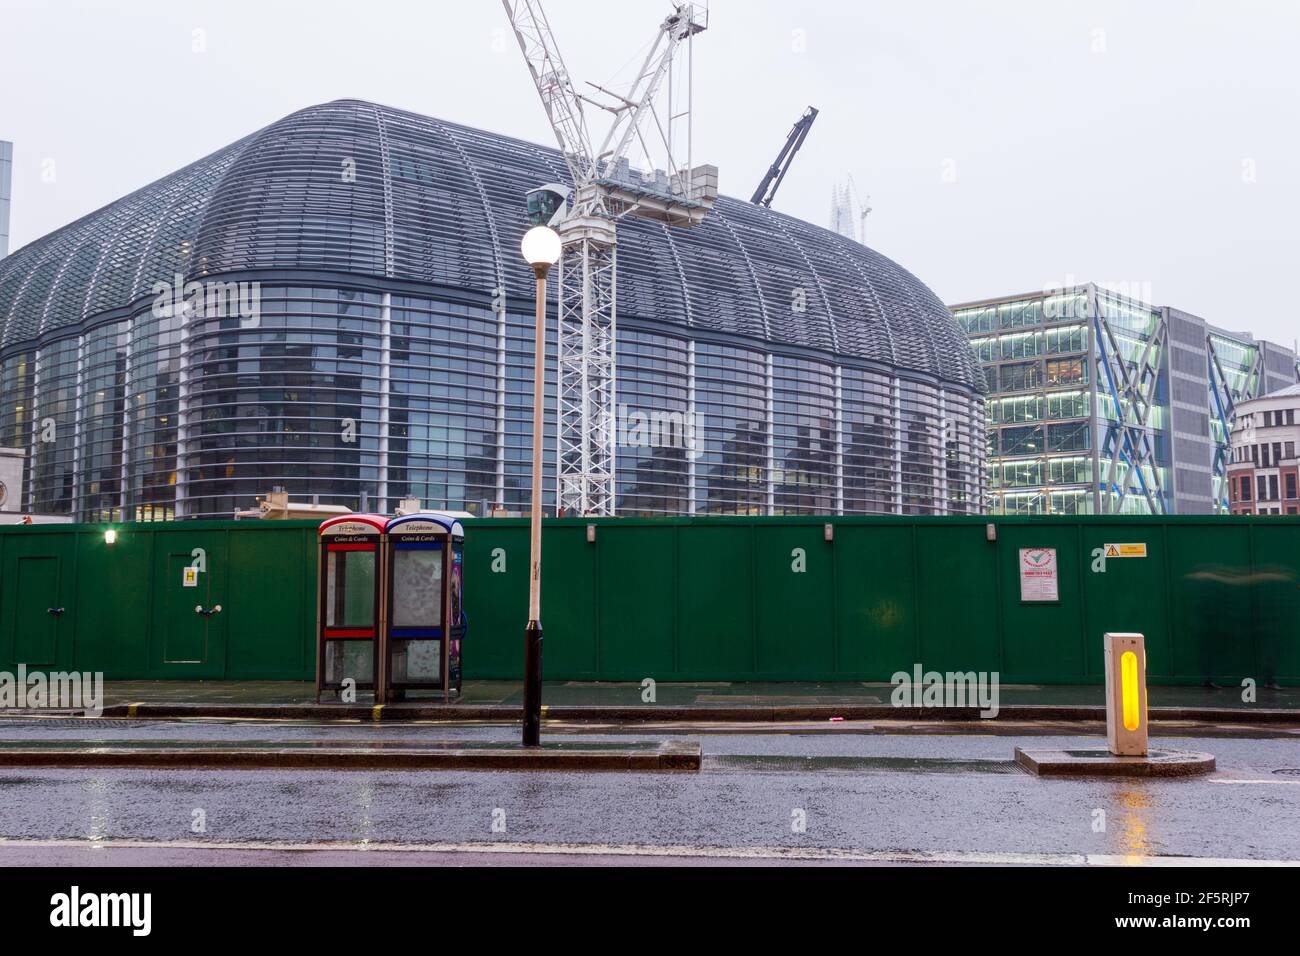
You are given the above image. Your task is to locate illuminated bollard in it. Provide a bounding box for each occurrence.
[1103,632,1148,756]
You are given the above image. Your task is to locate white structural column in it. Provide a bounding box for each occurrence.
[119,317,134,521]
[494,287,507,510]
[71,336,87,520]
[377,292,392,514]
[556,218,617,516]
[834,365,845,515]
[687,340,697,515]
[174,309,190,519]
[764,353,775,514]
[892,377,903,515]
[936,388,948,515]
[26,348,40,512]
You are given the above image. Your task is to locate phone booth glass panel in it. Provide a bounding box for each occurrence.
[382,513,465,700]
[317,515,387,700]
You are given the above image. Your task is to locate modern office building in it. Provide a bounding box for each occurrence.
[0,140,12,258]
[952,284,1298,515]
[1227,384,1300,515]
[0,100,984,521]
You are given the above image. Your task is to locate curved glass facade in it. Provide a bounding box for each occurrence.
[0,101,984,520]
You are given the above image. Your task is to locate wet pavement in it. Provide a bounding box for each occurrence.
[0,719,1297,865]
[89,679,1300,711]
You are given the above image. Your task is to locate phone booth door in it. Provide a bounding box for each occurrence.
[383,513,465,701]
[317,515,386,701]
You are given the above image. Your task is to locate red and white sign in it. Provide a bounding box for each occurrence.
[1019,547,1059,602]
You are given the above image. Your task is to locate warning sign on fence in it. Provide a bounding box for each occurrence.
[1103,543,1148,559]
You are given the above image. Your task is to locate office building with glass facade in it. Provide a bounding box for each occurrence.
[0,100,984,521]
[953,284,1298,515]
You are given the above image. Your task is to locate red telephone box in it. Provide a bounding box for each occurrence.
[316,514,387,701]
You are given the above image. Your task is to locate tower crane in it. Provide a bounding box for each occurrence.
[502,0,718,516]
[750,106,818,208]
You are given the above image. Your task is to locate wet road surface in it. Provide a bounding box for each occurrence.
[0,719,1297,865]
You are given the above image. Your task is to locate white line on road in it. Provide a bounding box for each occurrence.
[1210,778,1300,786]
[0,837,1293,867]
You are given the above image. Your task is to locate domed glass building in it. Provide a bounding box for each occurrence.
[0,100,984,520]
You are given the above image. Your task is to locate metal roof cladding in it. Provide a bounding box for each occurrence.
[0,99,980,392]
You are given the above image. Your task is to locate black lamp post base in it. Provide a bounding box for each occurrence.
[522,619,543,746]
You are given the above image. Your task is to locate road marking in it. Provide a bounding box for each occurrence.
[0,837,1292,866]
[1210,778,1300,786]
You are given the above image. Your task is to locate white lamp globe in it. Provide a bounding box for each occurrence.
[521,226,562,267]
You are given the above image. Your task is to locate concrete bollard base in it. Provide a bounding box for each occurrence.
[1014,746,1215,778]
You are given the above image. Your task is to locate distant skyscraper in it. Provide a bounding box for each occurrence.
[0,141,12,259]
[830,183,856,242]
[829,175,870,244]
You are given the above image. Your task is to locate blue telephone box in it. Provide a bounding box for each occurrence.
[380,513,465,701]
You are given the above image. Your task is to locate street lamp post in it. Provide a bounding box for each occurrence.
[520,225,562,747]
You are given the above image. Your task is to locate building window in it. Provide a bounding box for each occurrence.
[1000,425,1044,456]
[996,361,1042,393]
[1286,473,1297,500]
[1047,421,1090,453]
[1242,476,1252,501]
[1045,358,1087,387]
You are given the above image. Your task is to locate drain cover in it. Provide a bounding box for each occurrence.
[1272,768,1300,776]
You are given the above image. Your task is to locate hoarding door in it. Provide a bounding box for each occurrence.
[151,533,228,677]
[13,556,62,668]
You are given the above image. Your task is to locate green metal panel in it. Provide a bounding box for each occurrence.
[1080,523,1171,680]
[753,525,835,676]
[226,526,314,679]
[541,526,598,678]
[914,525,999,672]
[677,525,753,677]
[0,530,76,671]
[1167,523,1255,682]
[833,524,917,679]
[462,524,528,678]
[598,525,674,678]
[998,524,1086,682]
[1251,523,1300,684]
[0,514,1294,685]
[13,557,60,666]
[72,527,152,677]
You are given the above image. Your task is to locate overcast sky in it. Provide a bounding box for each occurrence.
[1,0,1297,345]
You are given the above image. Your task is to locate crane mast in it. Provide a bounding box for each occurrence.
[502,0,717,516]
[751,106,818,208]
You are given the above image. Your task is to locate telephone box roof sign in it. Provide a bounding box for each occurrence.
[319,514,388,537]
[386,513,465,539]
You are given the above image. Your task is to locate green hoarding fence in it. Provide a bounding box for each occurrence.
[0,515,1296,685]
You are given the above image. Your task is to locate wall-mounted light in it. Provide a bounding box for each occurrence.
[985,523,997,542]
[104,529,118,545]
[586,524,596,544]
[824,523,834,543]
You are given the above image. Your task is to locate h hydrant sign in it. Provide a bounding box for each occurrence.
[1019,547,1059,602]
